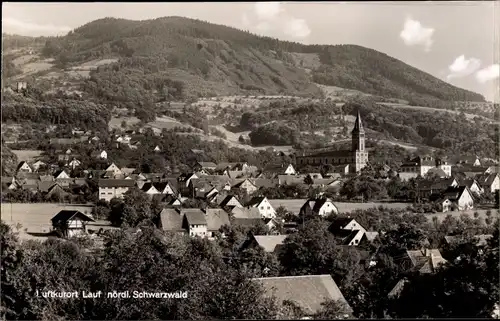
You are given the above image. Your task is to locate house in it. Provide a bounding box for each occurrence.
[404,249,448,273]
[2,177,19,190]
[475,173,500,193]
[417,177,459,200]
[399,155,451,178]
[32,160,46,172]
[45,184,67,200]
[54,170,70,180]
[443,234,493,248]
[329,217,367,246]
[154,181,178,196]
[452,155,482,167]
[153,145,161,152]
[16,161,32,173]
[192,162,218,172]
[105,163,122,176]
[98,179,136,202]
[230,207,263,227]
[219,195,243,209]
[204,208,231,238]
[93,150,108,160]
[183,209,209,237]
[141,182,161,195]
[232,178,258,195]
[246,196,276,219]
[68,158,81,169]
[158,208,185,234]
[264,163,296,176]
[253,275,352,318]
[457,178,483,195]
[51,210,95,238]
[177,173,199,195]
[299,198,339,217]
[241,234,288,254]
[433,186,474,212]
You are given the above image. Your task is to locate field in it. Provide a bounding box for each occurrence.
[424,209,499,223]
[144,116,195,133]
[268,199,411,215]
[1,203,96,241]
[11,149,44,162]
[378,102,497,123]
[108,116,141,130]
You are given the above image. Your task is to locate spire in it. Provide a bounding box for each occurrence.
[352,110,364,133]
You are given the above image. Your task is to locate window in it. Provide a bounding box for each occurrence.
[267,206,270,210]
[260,206,264,210]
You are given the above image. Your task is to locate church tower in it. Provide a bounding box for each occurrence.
[351,111,368,173]
[351,110,365,152]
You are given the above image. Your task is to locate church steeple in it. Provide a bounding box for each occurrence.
[352,110,364,134]
[351,110,365,152]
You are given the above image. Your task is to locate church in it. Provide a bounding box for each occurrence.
[295,111,368,173]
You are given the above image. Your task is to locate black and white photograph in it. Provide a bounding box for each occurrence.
[1,1,499,319]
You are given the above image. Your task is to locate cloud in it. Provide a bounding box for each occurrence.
[475,64,500,83]
[400,17,435,52]
[283,18,311,39]
[2,17,72,36]
[242,2,311,40]
[446,55,482,80]
[254,2,282,20]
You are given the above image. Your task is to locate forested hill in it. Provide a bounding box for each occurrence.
[33,17,485,103]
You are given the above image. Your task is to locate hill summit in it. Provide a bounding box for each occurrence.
[16,16,488,103]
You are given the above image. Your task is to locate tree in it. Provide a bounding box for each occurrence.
[390,233,499,318]
[314,300,352,319]
[303,175,314,186]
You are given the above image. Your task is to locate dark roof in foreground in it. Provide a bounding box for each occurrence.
[252,274,352,315]
[51,210,95,224]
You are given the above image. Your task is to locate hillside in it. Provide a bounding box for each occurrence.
[8,16,485,106]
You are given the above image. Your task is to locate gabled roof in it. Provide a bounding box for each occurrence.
[329,217,356,230]
[406,249,447,273]
[246,196,267,207]
[51,210,94,224]
[253,275,352,316]
[98,179,136,188]
[195,162,217,168]
[204,208,230,231]
[231,207,261,219]
[219,195,242,208]
[442,186,470,201]
[159,208,184,231]
[475,173,499,186]
[388,278,408,299]
[183,209,207,225]
[140,182,158,192]
[253,235,288,252]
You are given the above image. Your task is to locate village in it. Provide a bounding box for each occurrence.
[2,111,499,319]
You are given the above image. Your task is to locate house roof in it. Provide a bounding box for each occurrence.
[204,209,230,231]
[232,218,263,228]
[98,179,136,188]
[427,168,447,177]
[140,182,157,192]
[51,210,94,224]
[253,235,288,252]
[442,186,469,201]
[388,278,408,298]
[299,150,353,158]
[245,196,264,207]
[231,207,261,219]
[38,181,57,192]
[253,275,352,316]
[278,175,306,185]
[406,249,447,273]
[183,209,207,225]
[475,173,498,187]
[159,208,184,231]
[329,218,356,230]
[252,178,277,189]
[219,195,242,208]
[444,234,493,246]
[196,162,217,168]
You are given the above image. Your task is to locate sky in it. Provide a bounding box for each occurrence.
[2,1,499,102]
